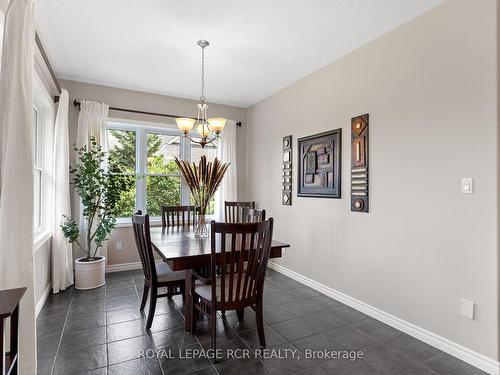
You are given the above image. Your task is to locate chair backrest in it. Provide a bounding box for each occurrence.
[242,208,266,223]
[132,210,157,282]
[210,218,274,305]
[161,205,198,228]
[224,201,256,223]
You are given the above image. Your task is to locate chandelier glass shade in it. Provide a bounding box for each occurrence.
[175,40,226,148]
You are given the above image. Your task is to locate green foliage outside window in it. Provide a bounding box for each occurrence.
[107,129,183,217]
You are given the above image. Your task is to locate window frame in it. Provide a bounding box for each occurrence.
[32,73,55,249]
[32,104,43,232]
[108,120,196,225]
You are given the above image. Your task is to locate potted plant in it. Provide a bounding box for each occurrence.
[61,138,133,290]
[175,155,229,237]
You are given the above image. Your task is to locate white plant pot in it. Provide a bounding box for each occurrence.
[75,256,106,290]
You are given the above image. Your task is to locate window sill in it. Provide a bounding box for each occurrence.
[115,218,162,228]
[34,231,52,252]
[114,215,217,229]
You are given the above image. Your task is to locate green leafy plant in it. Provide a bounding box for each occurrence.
[61,138,134,261]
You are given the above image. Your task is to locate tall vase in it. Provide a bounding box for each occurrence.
[195,209,209,238]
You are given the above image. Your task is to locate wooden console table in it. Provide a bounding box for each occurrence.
[0,288,26,375]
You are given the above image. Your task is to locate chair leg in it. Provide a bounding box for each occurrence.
[190,297,198,334]
[255,300,266,348]
[210,306,217,363]
[140,284,149,312]
[146,288,157,330]
[236,308,244,323]
[181,282,186,302]
[167,285,173,300]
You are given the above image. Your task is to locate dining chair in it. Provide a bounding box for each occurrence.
[224,201,255,223]
[242,208,266,223]
[190,218,274,356]
[132,210,186,330]
[161,205,198,228]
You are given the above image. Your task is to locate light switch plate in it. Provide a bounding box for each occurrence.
[116,242,123,251]
[461,178,473,194]
[460,298,475,320]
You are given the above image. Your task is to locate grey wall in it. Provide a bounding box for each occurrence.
[246,0,498,361]
[60,80,247,265]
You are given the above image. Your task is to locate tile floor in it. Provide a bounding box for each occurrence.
[36,269,488,375]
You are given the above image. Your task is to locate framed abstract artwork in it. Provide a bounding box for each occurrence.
[297,129,342,198]
[351,114,369,212]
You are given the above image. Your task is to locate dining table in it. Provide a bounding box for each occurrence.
[149,226,290,333]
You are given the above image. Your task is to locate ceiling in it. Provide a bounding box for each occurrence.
[36,0,443,108]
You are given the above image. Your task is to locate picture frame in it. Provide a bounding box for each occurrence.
[297,129,341,198]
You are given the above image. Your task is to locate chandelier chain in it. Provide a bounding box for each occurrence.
[200,45,205,103]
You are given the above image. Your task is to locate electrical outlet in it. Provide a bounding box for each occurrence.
[461,178,473,194]
[460,298,475,320]
[116,242,123,251]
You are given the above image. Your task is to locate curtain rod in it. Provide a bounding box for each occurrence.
[35,32,62,95]
[72,100,242,127]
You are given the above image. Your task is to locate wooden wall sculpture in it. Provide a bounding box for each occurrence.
[351,114,369,212]
[282,135,292,205]
[297,129,341,198]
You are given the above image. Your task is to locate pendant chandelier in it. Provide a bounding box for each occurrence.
[175,40,226,148]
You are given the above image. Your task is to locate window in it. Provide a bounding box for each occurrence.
[146,132,181,216]
[108,122,219,219]
[31,74,55,240]
[108,129,137,218]
[33,106,42,229]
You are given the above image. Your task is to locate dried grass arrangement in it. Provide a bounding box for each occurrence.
[175,155,229,237]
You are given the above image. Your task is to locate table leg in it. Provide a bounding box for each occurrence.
[10,305,19,374]
[1,318,4,375]
[185,269,192,333]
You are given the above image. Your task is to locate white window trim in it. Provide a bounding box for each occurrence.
[32,73,55,248]
[108,120,218,226]
[32,104,43,234]
[109,121,188,225]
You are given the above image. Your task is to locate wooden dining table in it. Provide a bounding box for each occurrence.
[150,226,290,333]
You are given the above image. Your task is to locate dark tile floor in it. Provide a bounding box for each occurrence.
[37,269,488,375]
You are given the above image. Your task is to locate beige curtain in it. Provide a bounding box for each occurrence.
[0,0,37,373]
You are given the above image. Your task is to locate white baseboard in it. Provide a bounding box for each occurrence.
[35,283,51,318]
[268,261,499,375]
[106,261,143,273]
[106,260,163,273]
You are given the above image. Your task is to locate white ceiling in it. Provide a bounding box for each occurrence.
[36,0,442,107]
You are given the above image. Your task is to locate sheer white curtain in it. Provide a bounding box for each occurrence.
[52,89,74,293]
[0,0,37,373]
[75,100,109,259]
[214,120,238,221]
[76,100,109,147]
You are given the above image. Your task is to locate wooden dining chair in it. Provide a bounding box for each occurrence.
[224,201,255,223]
[132,210,186,330]
[190,218,274,357]
[242,208,266,223]
[161,205,198,228]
